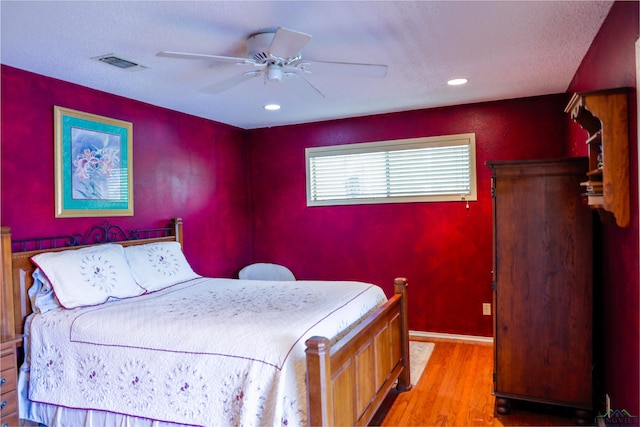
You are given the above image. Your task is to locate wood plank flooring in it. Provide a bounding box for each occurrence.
[375,339,579,426]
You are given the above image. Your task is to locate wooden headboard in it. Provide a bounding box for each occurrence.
[0,218,183,340]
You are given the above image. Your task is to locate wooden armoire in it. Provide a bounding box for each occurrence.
[487,158,593,422]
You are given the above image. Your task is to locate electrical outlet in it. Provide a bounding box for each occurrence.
[482,303,491,316]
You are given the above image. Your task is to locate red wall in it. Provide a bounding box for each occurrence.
[566,1,639,415]
[1,65,253,278]
[2,63,571,339]
[246,94,569,337]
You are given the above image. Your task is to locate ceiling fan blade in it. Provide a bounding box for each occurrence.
[157,51,255,65]
[284,72,325,99]
[268,27,312,60]
[301,60,388,78]
[200,71,262,94]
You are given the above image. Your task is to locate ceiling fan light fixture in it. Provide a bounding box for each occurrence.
[447,78,468,86]
[267,64,284,82]
[264,104,281,111]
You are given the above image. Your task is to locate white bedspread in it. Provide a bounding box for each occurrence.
[25,278,387,427]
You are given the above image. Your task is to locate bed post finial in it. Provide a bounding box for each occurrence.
[305,336,333,426]
[1,226,16,339]
[171,218,184,247]
[394,277,412,391]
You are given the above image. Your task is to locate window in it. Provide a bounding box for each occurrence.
[306,133,477,206]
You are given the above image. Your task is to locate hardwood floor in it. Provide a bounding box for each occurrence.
[376,339,579,426]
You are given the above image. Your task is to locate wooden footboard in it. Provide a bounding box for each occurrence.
[305,278,411,426]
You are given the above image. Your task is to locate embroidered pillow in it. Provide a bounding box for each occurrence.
[31,243,145,309]
[124,242,200,292]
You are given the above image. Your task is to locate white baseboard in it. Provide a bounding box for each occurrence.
[410,330,494,344]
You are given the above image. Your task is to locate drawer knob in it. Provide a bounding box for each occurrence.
[0,378,5,386]
[2,423,7,427]
[0,400,6,409]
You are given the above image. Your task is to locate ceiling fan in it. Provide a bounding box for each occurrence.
[157,27,388,98]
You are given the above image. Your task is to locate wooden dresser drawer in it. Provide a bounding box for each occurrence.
[0,365,17,394]
[0,337,21,427]
[0,410,19,427]
[0,392,18,420]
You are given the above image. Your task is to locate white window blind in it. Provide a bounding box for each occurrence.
[306,133,477,206]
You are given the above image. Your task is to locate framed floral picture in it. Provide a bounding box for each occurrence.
[54,106,133,217]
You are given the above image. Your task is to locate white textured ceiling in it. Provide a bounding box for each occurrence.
[1,1,613,129]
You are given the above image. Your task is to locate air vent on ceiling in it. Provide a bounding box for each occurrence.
[93,54,148,71]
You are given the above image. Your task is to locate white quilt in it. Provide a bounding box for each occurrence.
[26,278,387,427]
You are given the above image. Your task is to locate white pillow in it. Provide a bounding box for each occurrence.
[124,242,200,292]
[31,243,145,309]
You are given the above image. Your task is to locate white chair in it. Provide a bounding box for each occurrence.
[238,263,296,281]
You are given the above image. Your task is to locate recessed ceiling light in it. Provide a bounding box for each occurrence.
[447,78,468,86]
[264,104,281,111]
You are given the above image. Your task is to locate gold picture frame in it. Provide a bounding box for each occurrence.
[54,106,133,217]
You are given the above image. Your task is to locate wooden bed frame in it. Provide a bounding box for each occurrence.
[0,218,411,427]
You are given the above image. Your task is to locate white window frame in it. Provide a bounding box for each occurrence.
[306,133,477,207]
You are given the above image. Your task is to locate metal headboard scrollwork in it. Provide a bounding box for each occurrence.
[11,221,174,253]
